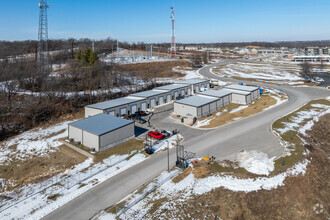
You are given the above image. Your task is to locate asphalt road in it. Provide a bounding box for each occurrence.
[44,60,330,220]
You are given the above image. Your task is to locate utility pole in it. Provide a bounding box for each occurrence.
[37,0,50,75]
[92,41,95,52]
[71,41,74,59]
[166,140,170,172]
[170,6,176,58]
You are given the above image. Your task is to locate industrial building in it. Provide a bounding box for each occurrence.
[85,96,146,118]
[224,84,260,100]
[174,94,219,118]
[224,89,252,105]
[174,79,210,94]
[68,114,135,152]
[129,90,172,108]
[155,84,191,99]
[199,89,232,108]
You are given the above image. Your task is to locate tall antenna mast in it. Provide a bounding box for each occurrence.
[170,6,176,58]
[37,0,50,75]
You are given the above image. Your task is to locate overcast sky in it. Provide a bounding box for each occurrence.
[0,0,329,43]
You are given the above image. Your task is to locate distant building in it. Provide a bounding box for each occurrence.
[305,47,330,55]
[291,55,329,62]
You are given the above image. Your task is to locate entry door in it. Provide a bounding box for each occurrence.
[158,96,164,105]
[130,105,137,114]
[150,99,155,108]
[141,102,147,111]
[174,91,179,99]
[120,107,126,116]
[166,94,171,102]
[180,89,185,97]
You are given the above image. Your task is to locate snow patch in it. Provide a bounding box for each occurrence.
[237,150,275,175]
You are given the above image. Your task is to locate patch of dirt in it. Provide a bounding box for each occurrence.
[172,166,192,183]
[0,145,86,191]
[198,95,277,128]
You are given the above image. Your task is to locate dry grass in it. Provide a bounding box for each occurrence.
[198,95,278,128]
[0,144,86,191]
[172,166,192,183]
[118,60,190,79]
[94,139,144,163]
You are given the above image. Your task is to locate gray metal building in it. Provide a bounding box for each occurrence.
[174,79,210,94]
[68,114,135,152]
[174,94,219,118]
[224,89,252,105]
[85,96,146,118]
[154,84,191,100]
[224,84,260,100]
[129,90,171,108]
[199,89,232,109]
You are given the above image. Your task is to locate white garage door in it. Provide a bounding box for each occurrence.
[141,102,147,111]
[130,105,137,115]
[166,94,171,102]
[108,110,115,116]
[150,98,156,108]
[120,107,126,116]
[180,89,185,97]
[174,91,179,99]
[195,85,199,93]
[187,88,191,96]
[159,96,164,105]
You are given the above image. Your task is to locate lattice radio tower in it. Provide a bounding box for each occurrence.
[37,0,50,75]
[170,6,176,58]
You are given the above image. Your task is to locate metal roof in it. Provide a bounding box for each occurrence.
[224,89,251,95]
[175,94,219,107]
[225,84,259,92]
[86,96,145,110]
[155,84,189,91]
[69,113,133,136]
[174,79,209,85]
[199,89,232,98]
[129,89,168,98]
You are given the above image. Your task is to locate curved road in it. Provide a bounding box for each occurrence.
[44,61,330,220]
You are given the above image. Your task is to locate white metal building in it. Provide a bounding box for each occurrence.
[155,84,191,100]
[85,96,146,118]
[68,114,135,152]
[174,94,219,118]
[224,84,260,100]
[199,89,232,109]
[174,79,210,94]
[129,90,171,109]
[224,89,252,105]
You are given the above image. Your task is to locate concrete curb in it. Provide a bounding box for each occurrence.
[60,140,95,159]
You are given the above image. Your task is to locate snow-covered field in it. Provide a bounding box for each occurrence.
[213,62,305,85]
[173,66,204,80]
[98,159,309,219]
[0,118,182,219]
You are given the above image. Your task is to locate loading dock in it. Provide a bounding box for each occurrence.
[68,114,135,152]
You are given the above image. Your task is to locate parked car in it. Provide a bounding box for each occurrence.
[161,130,171,138]
[148,131,164,140]
[135,111,149,116]
[135,117,147,124]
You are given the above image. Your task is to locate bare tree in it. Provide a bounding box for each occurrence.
[300,61,314,81]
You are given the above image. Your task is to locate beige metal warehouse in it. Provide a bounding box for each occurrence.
[174,94,219,118]
[68,114,134,152]
[129,90,171,108]
[224,89,252,105]
[224,84,260,100]
[174,79,210,94]
[154,84,191,100]
[198,89,232,109]
[84,96,146,118]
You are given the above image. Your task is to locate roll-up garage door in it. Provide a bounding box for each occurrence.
[180,89,185,97]
[141,102,147,111]
[187,88,191,96]
[195,85,199,93]
[150,98,156,108]
[120,107,126,116]
[166,94,171,102]
[174,91,179,99]
[130,105,137,115]
[158,96,164,105]
[108,110,115,116]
